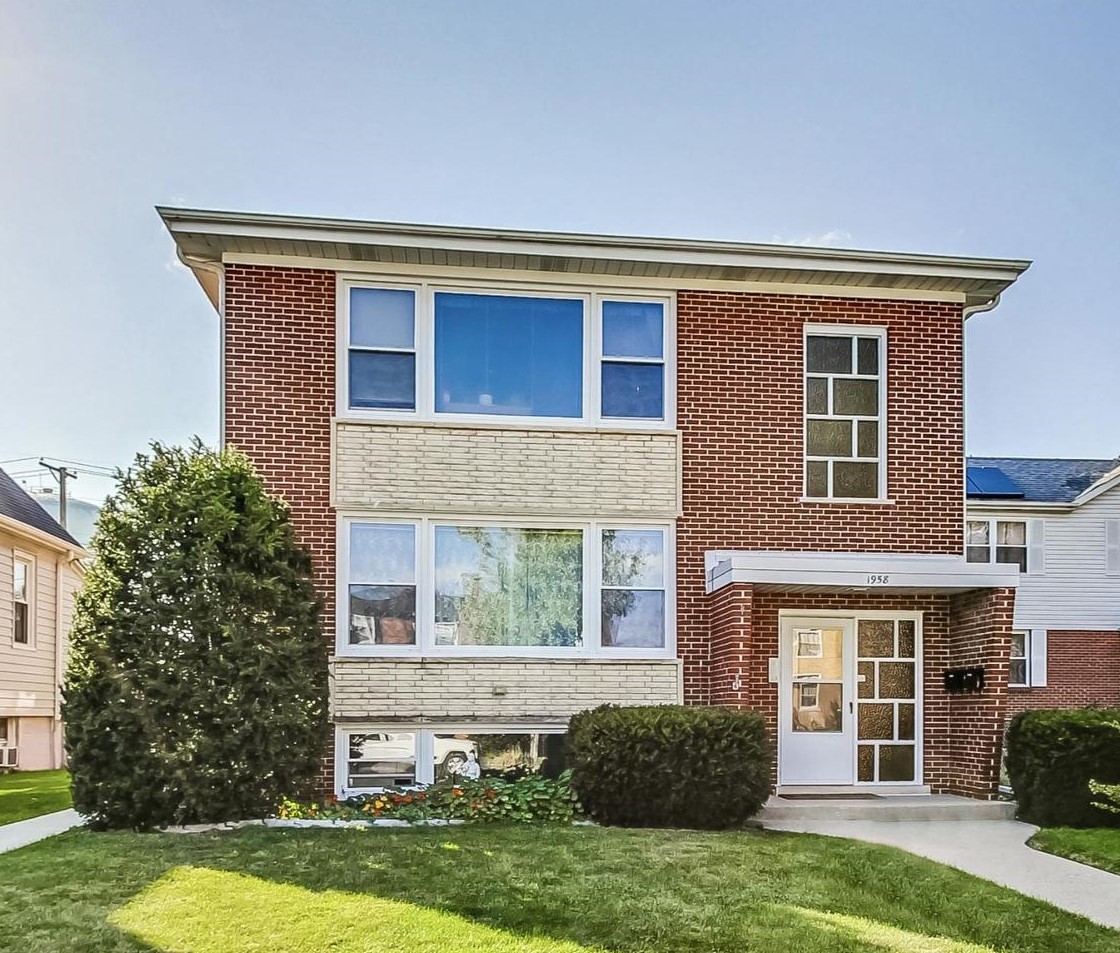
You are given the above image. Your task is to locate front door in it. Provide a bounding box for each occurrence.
[778,617,855,785]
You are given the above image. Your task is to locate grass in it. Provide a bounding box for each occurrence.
[0,770,71,825]
[1031,827,1120,876]
[1,825,1118,952]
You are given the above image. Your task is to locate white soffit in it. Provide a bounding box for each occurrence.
[706,551,1019,594]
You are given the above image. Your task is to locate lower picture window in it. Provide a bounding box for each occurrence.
[342,729,568,793]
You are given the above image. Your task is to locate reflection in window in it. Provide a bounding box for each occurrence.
[601,529,666,647]
[347,732,416,788]
[349,524,416,645]
[433,732,568,782]
[348,288,417,410]
[435,526,583,647]
[792,683,843,732]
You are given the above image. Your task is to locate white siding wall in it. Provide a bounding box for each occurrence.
[972,488,1120,630]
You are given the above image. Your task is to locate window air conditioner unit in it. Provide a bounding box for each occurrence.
[0,747,17,768]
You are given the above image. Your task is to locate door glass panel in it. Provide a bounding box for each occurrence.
[898,620,915,658]
[879,744,916,782]
[857,703,893,740]
[792,683,843,733]
[898,703,915,741]
[858,744,874,782]
[856,617,919,785]
[879,662,915,699]
[858,661,875,698]
[857,620,894,657]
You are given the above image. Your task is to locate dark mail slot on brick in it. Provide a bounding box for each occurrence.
[944,667,985,693]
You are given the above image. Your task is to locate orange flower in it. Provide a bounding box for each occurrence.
[403,794,413,804]
[452,789,464,797]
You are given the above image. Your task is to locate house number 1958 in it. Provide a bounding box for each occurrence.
[866,574,890,585]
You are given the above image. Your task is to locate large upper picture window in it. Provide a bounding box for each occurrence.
[434,293,584,418]
[804,328,885,500]
[347,288,416,410]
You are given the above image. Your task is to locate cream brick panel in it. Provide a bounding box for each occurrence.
[330,657,682,723]
[334,422,680,517]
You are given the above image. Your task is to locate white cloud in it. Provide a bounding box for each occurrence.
[771,229,853,248]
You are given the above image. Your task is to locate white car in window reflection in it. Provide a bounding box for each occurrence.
[351,733,478,777]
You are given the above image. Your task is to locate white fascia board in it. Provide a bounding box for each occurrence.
[706,551,1019,593]
[967,500,1073,515]
[157,207,1031,284]
[1070,467,1120,507]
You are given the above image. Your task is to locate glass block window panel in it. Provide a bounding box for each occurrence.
[858,661,875,698]
[347,732,416,789]
[1010,631,1029,686]
[858,620,894,658]
[792,683,843,732]
[966,520,991,563]
[858,703,894,740]
[601,301,665,419]
[804,330,884,499]
[434,293,584,418]
[898,703,915,741]
[348,288,416,410]
[432,732,569,782]
[435,526,583,647]
[878,744,916,782]
[995,521,1028,573]
[858,744,874,782]
[879,662,915,699]
[349,524,416,645]
[601,529,666,648]
[898,620,916,658]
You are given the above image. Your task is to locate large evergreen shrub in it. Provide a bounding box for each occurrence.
[64,442,328,829]
[568,704,771,829]
[1005,708,1120,827]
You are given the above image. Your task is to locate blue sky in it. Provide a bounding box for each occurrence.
[2,1,1118,502]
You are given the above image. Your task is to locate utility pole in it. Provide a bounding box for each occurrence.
[39,460,77,530]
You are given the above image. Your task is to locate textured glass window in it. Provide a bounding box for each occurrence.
[435,293,584,418]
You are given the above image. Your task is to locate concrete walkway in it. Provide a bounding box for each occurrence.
[0,809,83,854]
[764,817,1120,930]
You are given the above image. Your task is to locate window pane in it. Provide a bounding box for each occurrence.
[433,732,568,782]
[1010,659,1028,685]
[792,683,843,732]
[351,524,415,584]
[350,288,415,349]
[857,420,878,458]
[12,563,26,601]
[966,545,990,564]
[806,377,828,415]
[997,522,1026,546]
[878,744,915,782]
[967,521,990,545]
[833,379,878,416]
[807,419,852,457]
[833,461,878,498]
[434,293,583,418]
[602,301,663,358]
[350,585,416,645]
[806,335,852,374]
[347,732,416,788]
[857,337,880,375]
[601,362,664,419]
[602,589,665,648]
[435,526,583,647]
[349,351,415,410]
[996,547,1027,573]
[602,529,665,587]
[1010,632,1027,657]
[14,603,28,643]
[806,460,828,498]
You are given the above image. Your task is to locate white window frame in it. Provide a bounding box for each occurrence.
[335,723,568,797]
[1009,630,1030,687]
[337,515,675,660]
[802,324,889,503]
[11,552,34,648]
[337,276,676,430]
[965,518,1029,573]
[344,284,420,413]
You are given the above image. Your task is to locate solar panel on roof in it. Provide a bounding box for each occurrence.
[966,466,1024,498]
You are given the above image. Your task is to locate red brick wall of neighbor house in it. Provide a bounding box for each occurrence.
[707,584,1015,797]
[223,264,338,791]
[676,292,966,705]
[1006,631,1120,718]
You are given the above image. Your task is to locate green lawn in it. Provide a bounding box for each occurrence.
[1031,827,1120,876]
[0,770,71,825]
[0,825,1117,952]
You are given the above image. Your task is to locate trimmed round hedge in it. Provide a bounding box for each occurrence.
[1005,708,1120,828]
[568,704,771,829]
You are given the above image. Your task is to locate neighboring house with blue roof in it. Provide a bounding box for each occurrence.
[966,456,1120,720]
[0,467,86,771]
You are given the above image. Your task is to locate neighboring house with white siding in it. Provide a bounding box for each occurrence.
[966,457,1120,719]
[0,468,85,771]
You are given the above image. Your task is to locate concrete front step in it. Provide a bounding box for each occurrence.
[758,794,1016,823]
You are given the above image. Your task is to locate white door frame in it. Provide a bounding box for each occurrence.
[777,608,924,789]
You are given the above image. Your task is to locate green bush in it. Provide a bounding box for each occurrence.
[64,442,328,830]
[277,771,581,824]
[568,704,771,829]
[1006,709,1120,828]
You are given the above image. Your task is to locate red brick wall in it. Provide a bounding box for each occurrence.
[705,584,1013,796]
[223,264,337,791]
[1006,630,1120,718]
[677,292,965,704]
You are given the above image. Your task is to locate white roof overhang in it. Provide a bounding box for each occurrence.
[706,552,1019,595]
[158,207,1031,313]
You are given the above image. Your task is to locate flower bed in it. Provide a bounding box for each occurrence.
[277,770,581,825]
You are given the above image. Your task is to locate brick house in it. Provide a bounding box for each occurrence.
[966,457,1120,721]
[162,208,1030,799]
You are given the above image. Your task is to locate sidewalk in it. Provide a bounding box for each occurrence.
[764,817,1120,930]
[0,809,83,854]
